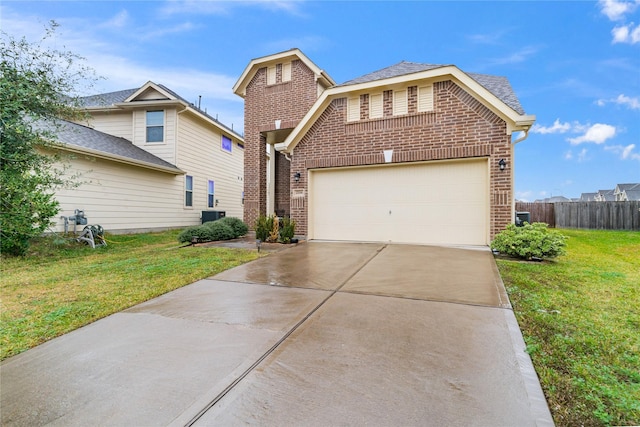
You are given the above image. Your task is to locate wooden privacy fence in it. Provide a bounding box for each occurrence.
[515,202,555,227]
[515,201,640,230]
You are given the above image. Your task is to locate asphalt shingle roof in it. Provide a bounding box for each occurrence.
[340,61,525,115]
[79,84,242,139]
[49,119,183,173]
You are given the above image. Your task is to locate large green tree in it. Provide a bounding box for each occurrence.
[1,22,97,255]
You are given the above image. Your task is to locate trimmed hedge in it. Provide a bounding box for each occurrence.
[177,217,248,244]
[491,222,567,260]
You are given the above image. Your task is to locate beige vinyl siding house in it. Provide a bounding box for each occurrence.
[50,81,244,234]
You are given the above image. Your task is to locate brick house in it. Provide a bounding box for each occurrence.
[234,49,535,246]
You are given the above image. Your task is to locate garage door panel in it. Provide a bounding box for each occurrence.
[310,159,488,245]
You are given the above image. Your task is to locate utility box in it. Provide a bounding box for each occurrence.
[515,211,530,226]
[202,211,226,224]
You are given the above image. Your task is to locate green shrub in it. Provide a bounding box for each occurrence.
[203,221,236,241]
[491,222,567,260]
[218,217,248,238]
[255,215,273,242]
[279,217,296,243]
[177,226,214,244]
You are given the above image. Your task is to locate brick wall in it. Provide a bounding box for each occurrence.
[288,80,513,240]
[243,59,319,227]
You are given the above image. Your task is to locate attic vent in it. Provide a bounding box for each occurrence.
[418,84,434,112]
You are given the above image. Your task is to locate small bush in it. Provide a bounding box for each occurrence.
[178,226,214,244]
[203,221,236,241]
[491,222,567,260]
[218,217,248,238]
[255,215,273,242]
[279,217,296,243]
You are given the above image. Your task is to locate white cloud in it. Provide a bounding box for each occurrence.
[564,150,573,160]
[160,0,305,16]
[605,144,640,160]
[531,119,571,134]
[597,93,640,109]
[568,123,617,145]
[578,148,589,162]
[612,23,640,43]
[101,10,130,29]
[599,0,639,21]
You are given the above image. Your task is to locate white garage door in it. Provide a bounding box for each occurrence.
[309,158,489,246]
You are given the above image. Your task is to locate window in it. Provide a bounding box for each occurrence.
[208,180,215,208]
[267,65,276,85]
[282,62,292,82]
[418,84,434,112]
[393,90,408,115]
[347,96,360,122]
[185,175,193,207]
[369,93,383,119]
[221,135,232,153]
[146,110,164,143]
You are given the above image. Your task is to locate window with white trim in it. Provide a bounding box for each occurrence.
[347,96,360,122]
[185,175,193,207]
[418,84,434,112]
[282,62,292,82]
[208,180,215,208]
[146,110,164,143]
[267,65,276,85]
[369,93,383,119]
[221,135,232,153]
[393,90,408,115]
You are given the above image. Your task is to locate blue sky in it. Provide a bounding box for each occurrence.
[2,0,639,200]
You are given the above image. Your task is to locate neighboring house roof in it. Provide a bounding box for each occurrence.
[47,119,184,175]
[341,61,525,115]
[233,48,336,98]
[622,189,640,201]
[596,189,616,201]
[580,192,598,202]
[614,183,640,193]
[80,82,243,140]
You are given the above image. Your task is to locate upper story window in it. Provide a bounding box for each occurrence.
[393,90,408,116]
[369,93,383,119]
[146,110,164,143]
[221,135,232,153]
[418,84,434,112]
[347,96,360,122]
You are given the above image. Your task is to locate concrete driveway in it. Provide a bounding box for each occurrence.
[1,242,554,426]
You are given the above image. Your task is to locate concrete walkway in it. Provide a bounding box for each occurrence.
[1,242,554,426]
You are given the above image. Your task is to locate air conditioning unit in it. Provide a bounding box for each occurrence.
[202,211,226,224]
[515,211,530,227]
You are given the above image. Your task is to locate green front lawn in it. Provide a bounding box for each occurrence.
[497,229,640,426]
[0,230,261,360]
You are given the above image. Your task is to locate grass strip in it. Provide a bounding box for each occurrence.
[0,230,261,360]
[496,229,640,426]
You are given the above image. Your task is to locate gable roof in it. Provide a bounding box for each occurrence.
[47,119,184,174]
[614,183,640,193]
[233,48,336,98]
[276,59,535,153]
[622,189,640,201]
[79,82,243,140]
[341,61,525,115]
